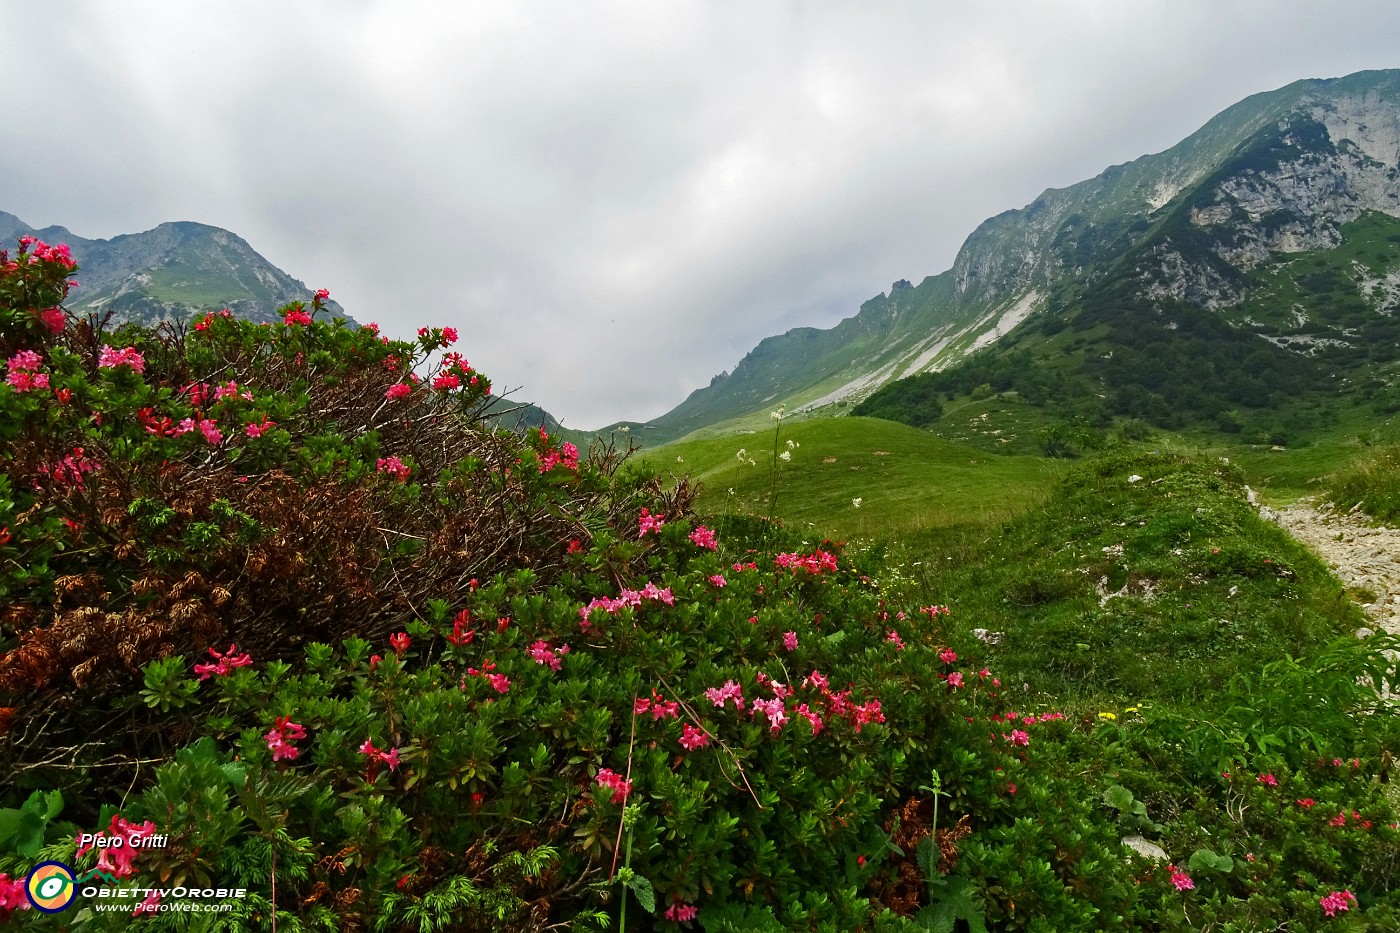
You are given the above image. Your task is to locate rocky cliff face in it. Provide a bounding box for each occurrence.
[0,213,352,326]
[639,69,1400,441]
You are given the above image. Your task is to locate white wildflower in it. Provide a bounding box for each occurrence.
[779,450,791,462]
[852,498,863,509]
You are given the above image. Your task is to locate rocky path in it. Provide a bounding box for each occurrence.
[1257,494,1400,638]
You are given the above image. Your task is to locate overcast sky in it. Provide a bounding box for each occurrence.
[4,2,1399,428]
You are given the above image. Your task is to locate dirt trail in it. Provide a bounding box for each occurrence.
[1256,492,1400,638]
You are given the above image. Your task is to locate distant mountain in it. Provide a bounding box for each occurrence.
[642,69,1400,443]
[0,212,353,326]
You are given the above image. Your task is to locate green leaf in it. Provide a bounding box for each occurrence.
[1187,848,1234,873]
[627,873,656,914]
[220,762,247,790]
[1103,785,1134,811]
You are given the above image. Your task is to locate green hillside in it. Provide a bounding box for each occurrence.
[634,416,1063,539]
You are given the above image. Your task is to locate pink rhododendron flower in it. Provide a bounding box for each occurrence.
[1297,798,1316,808]
[37,307,66,333]
[75,814,156,880]
[377,456,411,481]
[442,326,458,344]
[751,697,788,734]
[783,631,799,652]
[193,644,253,680]
[853,700,885,733]
[198,419,223,445]
[689,525,718,550]
[939,648,957,664]
[886,630,905,651]
[0,873,30,912]
[390,632,410,654]
[1330,812,1348,827]
[679,723,711,750]
[775,549,838,574]
[284,307,313,326]
[314,288,330,301]
[245,417,277,438]
[98,344,145,372]
[705,680,745,711]
[385,382,412,400]
[265,717,306,761]
[432,372,460,391]
[1320,889,1356,917]
[1003,730,1030,747]
[1169,867,1194,891]
[635,691,680,720]
[664,901,699,922]
[528,639,569,670]
[595,768,632,804]
[213,380,253,402]
[5,371,48,392]
[638,507,665,538]
[709,574,727,587]
[1256,773,1278,786]
[796,702,824,735]
[487,673,511,694]
[7,350,43,373]
[947,672,964,688]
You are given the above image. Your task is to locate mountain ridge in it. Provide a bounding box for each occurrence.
[0,211,353,326]
[629,69,1400,445]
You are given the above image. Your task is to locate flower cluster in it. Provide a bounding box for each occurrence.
[664,900,699,922]
[265,716,307,762]
[463,659,510,694]
[1168,866,1194,891]
[75,814,157,879]
[377,456,411,481]
[359,738,402,781]
[1319,889,1356,917]
[678,723,711,751]
[638,507,665,538]
[688,525,718,550]
[634,690,680,720]
[538,440,580,473]
[0,873,29,913]
[595,767,632,804]
[245,416,277,438]
[193,308,234,331]
[578,582,675,629]
[6,350,49,392]
[37,446,100,488]
[283,305,313,326]
[447,609,476,646]
[193,644,253,680]
[704,679,746,712]
[98,344,146,372]
[775,549,838,574]
[527,639,570,671]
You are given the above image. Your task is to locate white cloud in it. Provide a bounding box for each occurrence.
[3,1,1399,427]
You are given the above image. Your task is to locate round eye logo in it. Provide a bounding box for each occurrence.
[26,861,77,913]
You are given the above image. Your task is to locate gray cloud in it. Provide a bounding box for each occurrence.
[4,1,1399,426]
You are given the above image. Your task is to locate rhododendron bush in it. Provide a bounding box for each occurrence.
[0,238,688,799]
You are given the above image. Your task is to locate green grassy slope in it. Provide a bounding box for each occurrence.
[632,416,1064,539]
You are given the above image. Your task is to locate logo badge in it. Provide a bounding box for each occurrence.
[25,861,77,913]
